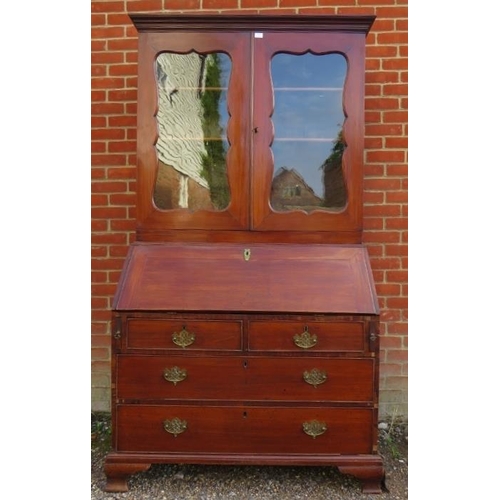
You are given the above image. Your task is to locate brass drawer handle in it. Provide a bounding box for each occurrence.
[302,420,327,439]
[172,326,195,348]
[293,326,317,349]
[163,366,187,385]
[303,368,327,388]
[163,417,187,437]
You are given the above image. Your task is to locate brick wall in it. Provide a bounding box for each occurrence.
[91,0,408,419]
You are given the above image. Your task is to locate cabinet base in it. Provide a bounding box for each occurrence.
[104,452,385,494]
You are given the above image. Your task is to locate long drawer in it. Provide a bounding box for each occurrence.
[248,320,365,352]
[116,405,374,454]
[126,318,243,351]
[116,355,374,403]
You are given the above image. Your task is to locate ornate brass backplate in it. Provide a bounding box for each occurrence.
[293,326,317,349]
[172,326,195,348]
[303,368,327,388]
[163,366,187,385]
[163,417,188,437]
[302,420,327,439]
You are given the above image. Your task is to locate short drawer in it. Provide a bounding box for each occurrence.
[116,405,374,455]
[248,320,365,352]
[116,355,374,403]
[126,318,243,351]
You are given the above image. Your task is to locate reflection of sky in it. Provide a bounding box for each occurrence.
[271,53,347,196]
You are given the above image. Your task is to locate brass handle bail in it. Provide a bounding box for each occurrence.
[172,326,195,348]
[293,326,318,349]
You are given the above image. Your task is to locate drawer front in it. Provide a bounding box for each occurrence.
[116,405,374,454]
[126,319,243,351]
[248,320,365,352]
[117,356,374,403]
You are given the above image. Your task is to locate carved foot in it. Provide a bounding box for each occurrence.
[337,465,385,494]
[104,462,151,492]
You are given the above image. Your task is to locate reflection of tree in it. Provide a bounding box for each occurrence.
[321,128,347,208]
[200,54,230,210]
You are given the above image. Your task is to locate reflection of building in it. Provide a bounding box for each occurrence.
[271,167,322,210]
[321,132,347,208]
[154,53,212,210]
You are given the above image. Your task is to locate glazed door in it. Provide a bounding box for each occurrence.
[135,31,252,233]
[251,32,367,235]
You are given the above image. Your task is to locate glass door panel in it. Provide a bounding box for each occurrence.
[270,53,347,212]
[154,52,232,211]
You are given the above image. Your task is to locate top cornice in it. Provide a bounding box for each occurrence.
[129,14,376,35]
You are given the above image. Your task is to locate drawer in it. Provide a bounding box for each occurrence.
[116,356,374,403]
[126,318,243,351]
[248,320,365,352]
[116,405,374,454]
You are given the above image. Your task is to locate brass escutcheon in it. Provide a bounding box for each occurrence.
[163,366,187,385]
[302,420,327,439]
[172,326,195,348]
[303,368,327,388]
[293,326,317,349]
[163,417,187,437]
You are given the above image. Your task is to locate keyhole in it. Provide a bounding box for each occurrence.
[243,360,248,368]
[243,411,248,418]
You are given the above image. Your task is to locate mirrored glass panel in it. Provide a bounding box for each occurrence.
[270,53,347,212]
[154,52,231,211]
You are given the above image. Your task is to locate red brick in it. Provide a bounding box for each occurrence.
[91,77,126,90]
[91,245,108,258]
[380,335,403,349]
[92,232,129,245]
[91,168,106,180]
[127,0,163,11]
[92,142,106,154]
[366,150,406,163]
[280,0,316,6]
[385,137,408,149]
[111,220,137,231]
[383,110,408,123]
[337,7,375,15]
[385,244,408,257]
[366,97,400,110]
[92,128,126,141]
[91,2,125,13]
[109,141,136,153]
[202,0,238,8]
[109,64,137,76]
[92,26,125,39]
[298,7,337,14]
[91,206,128,219]
[108,89,137,101]
[92,181,128,193]
[164,0,200,8]
[366,71,400,84]
[366,45,398,58]
[108,166,136,179]
[318,0,354,5]
[108,13,132,25]
[110,193,136,205]
[379,363,403,376]
[92,14,106,26]
[92,154,127,166]
[91,65,107,77]
[386,218,407,230]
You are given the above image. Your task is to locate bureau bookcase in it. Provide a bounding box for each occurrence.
[104,14,385,494]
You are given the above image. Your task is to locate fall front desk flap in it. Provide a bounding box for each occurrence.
[112,242,379,315]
